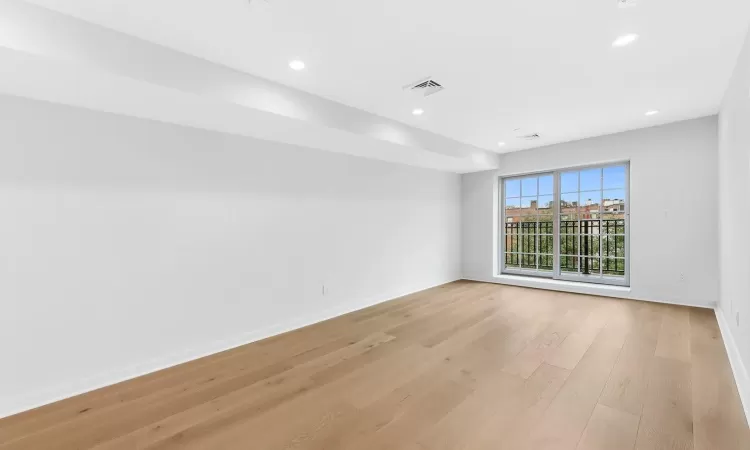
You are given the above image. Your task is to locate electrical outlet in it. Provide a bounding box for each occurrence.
[679,273,685,281]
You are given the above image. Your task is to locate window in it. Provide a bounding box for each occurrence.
[503,174,554,274]
[500,163,629,286]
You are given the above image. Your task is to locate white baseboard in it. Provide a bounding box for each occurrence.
[464,276,714,309]
[715,307,750,426]
[0,277,459,419]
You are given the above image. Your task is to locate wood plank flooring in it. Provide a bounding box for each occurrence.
[1,281,748,449]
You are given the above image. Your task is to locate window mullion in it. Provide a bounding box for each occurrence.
[536,176,540,271]
[597,169,604,276]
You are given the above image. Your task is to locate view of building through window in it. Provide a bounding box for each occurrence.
[502,164,628,285]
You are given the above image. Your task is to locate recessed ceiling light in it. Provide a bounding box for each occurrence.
[645,110,660,116]
[497,142,506,147]
[412,108,424,116]
[612,34,639,47]
[289,60,305,71]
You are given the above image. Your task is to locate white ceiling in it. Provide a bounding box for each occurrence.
[1,1,503,173]
[19,0,750,153]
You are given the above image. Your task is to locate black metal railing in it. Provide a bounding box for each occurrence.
[504,219,625,276]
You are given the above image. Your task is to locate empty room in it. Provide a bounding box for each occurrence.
[1,0,749,449]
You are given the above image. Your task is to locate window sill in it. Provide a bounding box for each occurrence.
[492,274,631,298]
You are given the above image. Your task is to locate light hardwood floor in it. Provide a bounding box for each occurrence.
[1,281,748,449]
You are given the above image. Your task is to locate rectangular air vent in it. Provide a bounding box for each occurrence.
[403,77,444,97]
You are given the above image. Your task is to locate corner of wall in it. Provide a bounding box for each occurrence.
[715,307,750,426]
[715,17,750,428]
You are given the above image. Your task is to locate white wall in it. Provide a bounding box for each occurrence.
[0,95,461,418]
[718,23,750,419]
[462,116,719,308]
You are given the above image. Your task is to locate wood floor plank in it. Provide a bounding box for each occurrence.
[634,356,693,450]
[90,332,400,450]
[353,377,476,450]
[598,302,661,416]
[655,306,691,363]
[411,369,527,450]
[521,326,625,450]
[464,363,571,450]
[689,309,750,450]
[502,309,587,379]
[348,281,474,323]
[419,305,498,348]
[545,311,605,370]
[2,338,363,449]
[1,282,747,450]
[575,403,640,450]
[164,389,358,450]
[289,356,478,450]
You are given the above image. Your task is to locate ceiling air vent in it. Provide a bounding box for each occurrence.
[403,77,444,97]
